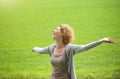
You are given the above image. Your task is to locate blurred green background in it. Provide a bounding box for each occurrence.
[0,0,120,79]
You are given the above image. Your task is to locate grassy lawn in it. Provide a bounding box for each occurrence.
[0,0,120,79]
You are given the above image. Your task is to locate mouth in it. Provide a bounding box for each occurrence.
[53,32,55,35]
[52,31,55,35]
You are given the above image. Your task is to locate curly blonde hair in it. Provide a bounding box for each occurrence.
[60,24,74,45]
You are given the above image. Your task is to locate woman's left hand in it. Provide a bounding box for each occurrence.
[100,38,117,44]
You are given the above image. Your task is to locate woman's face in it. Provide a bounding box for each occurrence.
[52,27,63,40]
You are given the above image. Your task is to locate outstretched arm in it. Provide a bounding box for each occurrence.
[73,38,116,54]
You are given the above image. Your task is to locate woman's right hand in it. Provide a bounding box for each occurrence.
[32,47,41,52]
[100,38,117,44]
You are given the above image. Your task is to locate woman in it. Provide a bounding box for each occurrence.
[32,24,116,79]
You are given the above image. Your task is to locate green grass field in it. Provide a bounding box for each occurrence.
[0,0,120,79]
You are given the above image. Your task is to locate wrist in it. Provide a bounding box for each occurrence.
[99,39,104,43]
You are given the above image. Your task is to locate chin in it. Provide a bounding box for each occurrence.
[52,36,55,39]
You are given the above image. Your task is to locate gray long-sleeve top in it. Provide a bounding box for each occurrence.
[32,40,102,79]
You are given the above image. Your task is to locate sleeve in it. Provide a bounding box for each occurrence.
[73,40,102,54]
[32,46,50,54]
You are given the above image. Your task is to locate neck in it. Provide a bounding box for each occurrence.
[55,39,66,48]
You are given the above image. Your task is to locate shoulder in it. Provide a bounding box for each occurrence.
[66,43,77,48]
[47,43,56,52]
[48,43,56,49]
[65,43,75,52]
[65,43,76,56]
[65,43,82,53]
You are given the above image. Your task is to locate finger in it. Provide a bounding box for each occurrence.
[109,39,117,44]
